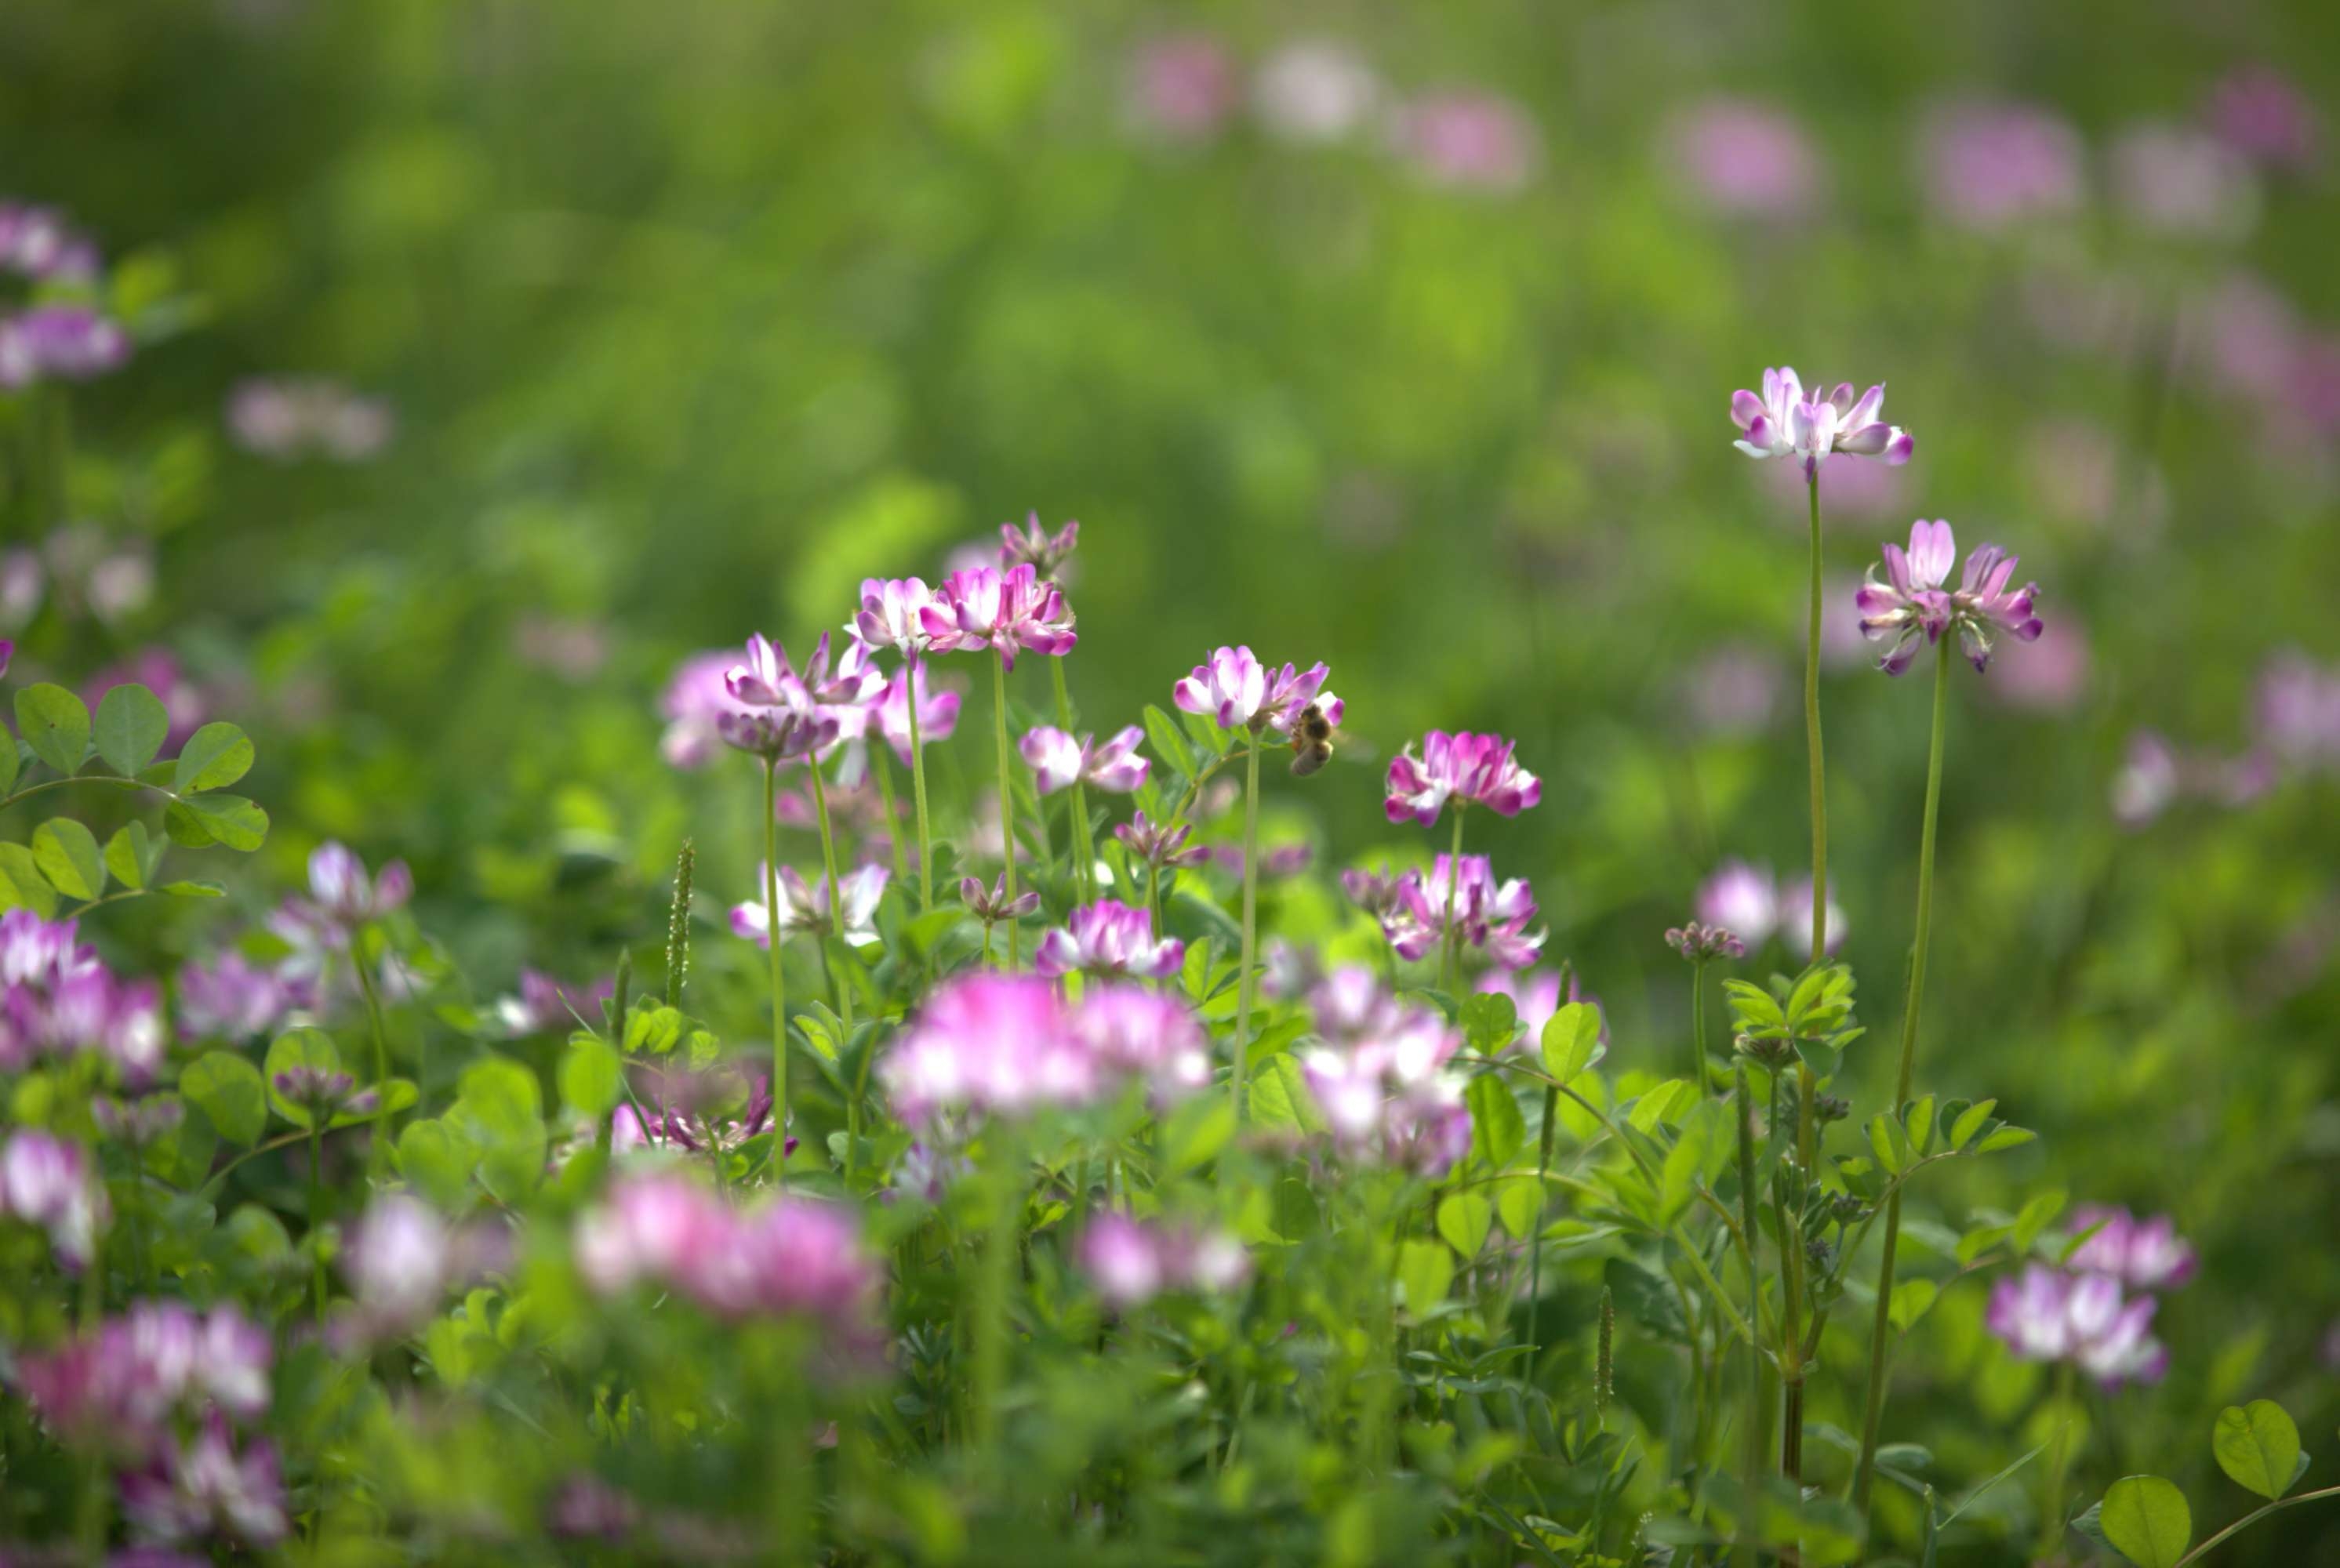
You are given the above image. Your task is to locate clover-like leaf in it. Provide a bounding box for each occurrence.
[2212,1400,2301,1502]
[173,721,255,794]
[31,818,105,902]
[14,684,90,777]
[95,683,170,775]
[181,1051,268,1145]
[2098,1475,2191,1568]
[1540,1001,1604,1085]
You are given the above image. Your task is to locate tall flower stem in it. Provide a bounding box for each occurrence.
[907,655,936,913]
[1689,958,1709,1100]
[1735,1062,1765,1567]
[971,1131,1023,1461]
[2037,1359,2078,1559]
[1049,655,1097,902]
[1231,733,1263,1121]
[1441,810,1465,996]
[807,762,855,1035]
[872,747,910,889]
[761,757,790,1186]
[1803,466,1829,964]
[1777,1062,1808,1486]
[351,943,394,1174]
[991,658,1022,971]
[1853,639,1953,1512]
[1525,956,1572,1374]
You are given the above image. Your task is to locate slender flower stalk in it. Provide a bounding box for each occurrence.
[871,747,910,888]
[806,763,854,1034]
[761,758,790,1185]
[1804,469,1829,967]
[1735,1061,1764,1566]
[1233,735,1263,1118]
[907,659,934,912]
[1441,811,1464,996]
[1049,656,1098,902]
[1853,637,1953,1511]
[991,657,1022,971]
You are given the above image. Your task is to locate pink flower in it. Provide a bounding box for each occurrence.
[1986,1265,2167,1389]
[658,650,754,769]
[920,564,1077,670]
[0,1129,106,1268]
[225,378,394,462]
[1126,34,1238,143]
[1173,645,1339,734]
[1664,98,1822,219]
[2254,652,2340,769]
[880,975,1099,1127]
[8,304,130,382]
[1253,42,1380,145]
[1383,730,1541,826]
[573,1173,734,1298]
[1731,368,1914,470]
[1077,1214,1249,1309]
[2068,1206,2197,1292]
[1299,968,1471,1175]
[1390,92,1538,192]
[2112,730,2182,829]
[870,664,961,765]
[340,1194,456,1334]
[999,511,1079,578]
[853,577,945,658]
[1034,900,1185,980]
[0,202,102,281]
[958,873,1041,924]
[732,863,888,948]
[1379,855,1545,971]
[120,1411,289,1547]
[2207,67,2323,174]
[1917,100,2085,230]
[1114,811,1207,869]
[1684,646,1786,735]
[688,1198,878,1324]
[1988,615,2091,713]
[1779,878,1847,960]
[1857,519,2042,675]
[1019,724,1150,796]
[2109,122,2259,241]
[1068,982,1212,1103]
[500,969,616,1037]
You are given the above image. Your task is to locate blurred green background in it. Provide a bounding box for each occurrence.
[6,0,2339,1555]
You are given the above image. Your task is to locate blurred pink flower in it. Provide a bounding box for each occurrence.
[2068,1205,2197,1291]
[2207,66,2322,174]
[1683,646,1784,736]
[1127,34,1238,143]
[1663,98,1822,218]
[1034,899,1184,980]
[1917,100,2085,230]
[1077,1214,1250,1309]
[1779,878,1846,960]
[2109,122,2259,241]
[1390,92,1538,192]
[1299,967,1471,1176]
[1253,41,1379,145]
[225,378,394,462]
[1988,614,2091,713]
[1986,1265,2167,1389]
[1698,860,1779,949]
[1020,724,1149,795]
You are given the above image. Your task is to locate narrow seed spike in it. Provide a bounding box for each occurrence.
[1596,1286,1616,1417]
[665,838,696,1008]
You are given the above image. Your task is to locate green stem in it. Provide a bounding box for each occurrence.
[872,745,910,891]
[972,1133,1023,1459]
[907,655,935,913]
[2037,1359,2077,1559]
[761,757,790,1185]
[991,657,1021,972]
[2171,1486,2340,1567]
[351,940,394,1175]
[808,761,854,1035]
[1853,640,1952,1514]
[1232,733,1263,1121]
[1049,655,1097,902]
[1804,466,1829,964]
[1690,958,1709,1100]
[309,1124,329,1323]
[1529,1083,1557,1366]
[1735,1062,1766,1565]
[1441,809,1465,996]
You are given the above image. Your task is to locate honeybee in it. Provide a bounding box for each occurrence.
[1288,702,1338,777]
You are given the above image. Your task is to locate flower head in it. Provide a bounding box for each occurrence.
[732,863,888,948]
[958,873,1041,924]
[1114,811,1208,869]
[119,1411,289,1547]
[1697,860,1779,947]
[1299,968,1471,1176]
[1034,900,1186,980]
[1666,921,1747,962]
[920,564,1077,670]
[1857,520,2042,674]
[1383,730,1541,826]
[1731,368,1913,470]
[1019,724,1150,796]
[226,379,394,462]
[853,577,945,658]
[1779,878,1847,960]
[1068,982,1212,1103]
[880,975,1099,1127]
[1379,855,1545,971]
[718,633,840,760]
[2067,1206,2197,1292]
[499,969,616,1037]
[1174,645,1338,735]
[1077,1214,1250,1309]
[1986,1265,2167,1389]
[0,1131,107,1269]
[999,511,1080,578]
[659,651,756,769]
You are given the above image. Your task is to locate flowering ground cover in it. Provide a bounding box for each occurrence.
[5,5,2340,1565]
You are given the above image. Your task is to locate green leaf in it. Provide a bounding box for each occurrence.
[0,732,16,795]
[94,684,170,775]
[1869,1113,1909,1176]
[1466,1073,1525,1169]
[330,1078,417,1127]
[104,823,151,891]
[1398,1239,1454,1313]
[1976,1127,2037,1154]
[623,1004,684,1055]
[14,684,90,776]
[158,880,224,898]
[173,721,255,793]
[1437,1192,1493,1260]
[2098,1475,2190,1568]
[1161,1094,1235,1176]
[261,1029,344,1129]
[1888,1279,1939,1334]
[181,1051,268,1145]
[1495,1175,1542,1240]
[0,843,56,918]
[1949,1098,1997,1150]
[1539,1001,1605,1084]
[1248,1052,1325,1133]
[2212,1400,2302,1501]
[1626,1079,1694,1133]
[166,793,269,852]
[396,1119,479,1210]
[1142,704,1196,782]
[1906,1094,1936,1156]
[1658,1119,1710,1226]
[31,818,104,902]
[558,1034,623,1119]
[2013,1190,2066,1252]
[451,1057,547,1202]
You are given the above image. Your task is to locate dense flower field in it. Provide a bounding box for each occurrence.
[6,4,2340,1565]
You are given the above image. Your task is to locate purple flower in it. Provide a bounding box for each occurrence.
[1126,34,1238,143]
[888,1141,972,1203]
[225,378,394,461]
[716,633,841,760]
[870,664,961,765]
[1299,968,1471,1176]
[1379,855,1545,971]
[271,841,412,955]
[1114,811,1208,869]
[920,564,1077,670]
[1339,864,1406,918]
[1068,983,1212,1103]
[1731,368,1914,470]
[1390,92,1539,192]
[958,872,1041,924]
[1987,615,2091,713]
[1986,1265,2167,1389]
[120,1411,289,1547]
[6,304,131,382]
[2109,122,2259,241]
[1174,645,1339,734]
[1208,843,1313,880]
[1019,724,1150,796]
[0,201,101,281]
[340,1193,456,1334]
[880,974,1099,1126]
[2207,66,2323,174]
[1779,878,1847,960]
[658,650,753,769]
[2068,1206,2197,1292]
[1383,729,1541,826]
[1077,1214,1249,1309]
[689,1197,878,1326]
[2254,652,2340,769]
[1665,922,1746,962]
[500,969,616,1036]
[732,863,888,948]
[1684,646,1786,735]
[574,1174,732,1298]
[2112,729,2182,829]
[855,575,943,659]
[1917,100,2086,231]
[999,511,1079,578]
[0,1132,106,1263]
[1034,899,1186,980]
[1857,520,2043,674]
[1664,98,1822,219]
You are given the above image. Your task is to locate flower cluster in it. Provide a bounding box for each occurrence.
[499,968,618,1037]
[1019,724,1149,795]
[880,974,1210,1127]
[0,303,129,388]
[1376,855,1545,971]
[1730,368,1913,470]
[0,909,165,1086]
[271,841,412,955]
[574,1174,878,1329]
[1986,1207,2194,1389]
[611,1066,783,1162]
[1173,645,1340,735]
[730,863,889,948]
[1855,520,2044,674]
[224,378,394,462]
[1114,811,1208,870]
[920,564,1077,670]
[999,511,1080,579]
[1664,921,1746,962]
[718,633,850,761]
[176,952,313,1042]
[1299,968,1472,1176]
[0,201,101,281]
[1382,730,1541,826]
[0,1128,107,1269]
[1034,899,1185,980]
[2066,1205,2198,1291]
[1076,1214,1251,1308]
